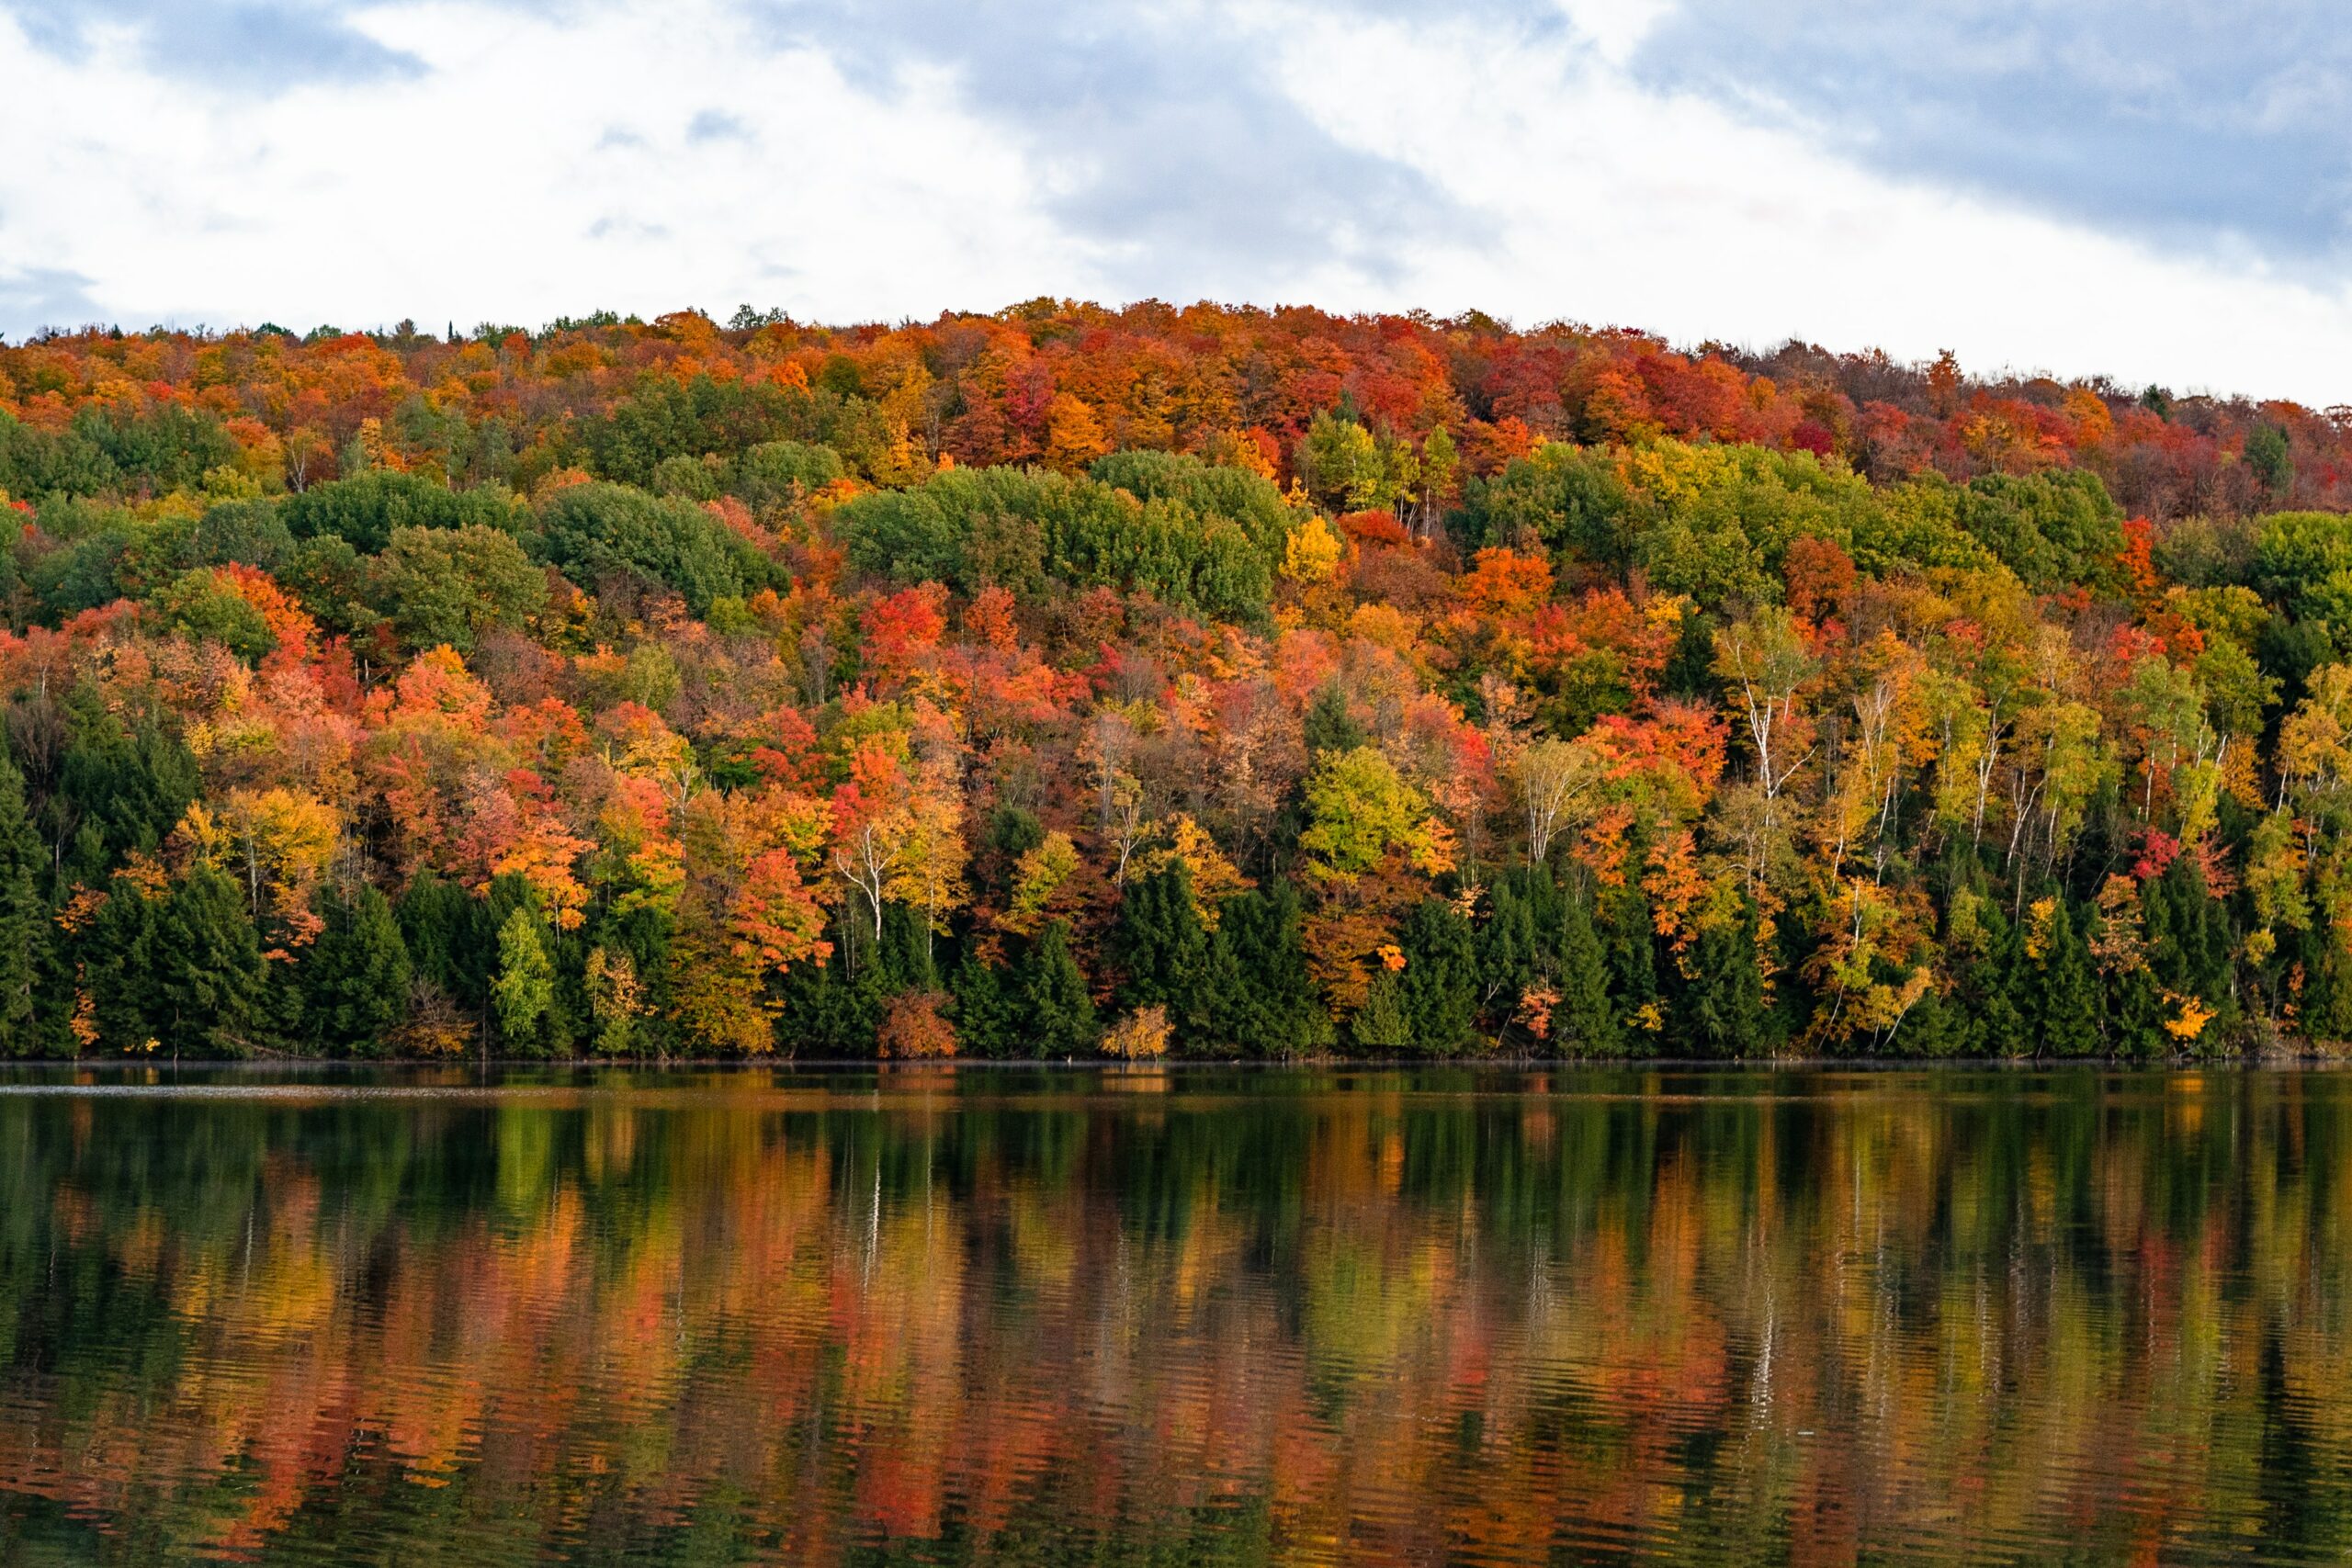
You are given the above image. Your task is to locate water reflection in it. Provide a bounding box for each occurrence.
[2,1066,2350,1563]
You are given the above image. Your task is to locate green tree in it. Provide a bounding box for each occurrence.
[51,686,200,889]
[1479,868,1548,1022]
[1205,880,1330,1058]
[282,469,518,553]
[2033,897,2101,1057]
[1109,863,1208,1028]
[147,568,276,660]
[371,525,548,651]
[0,760,54,1055]
[1023,919,1097,1057]
[303,885,413,1055]
[398,871,492,1021]
[949,949,1018,1058]
[1679,900,1765,1056]
[1554,883,1618,1057]
[1397,897,1480,1053]
[1351,973,1411,1052]
[1602,880,1660,1041]
[538,480,766,615]
[2246,422,2294,497]
[83,865,265,1055]
[492,907,557,1053]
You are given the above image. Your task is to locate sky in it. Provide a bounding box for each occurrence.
[2,0,2349,403]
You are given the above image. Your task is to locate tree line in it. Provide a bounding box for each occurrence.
[0,303,2348,1057]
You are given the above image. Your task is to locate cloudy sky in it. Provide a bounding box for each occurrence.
[3,0,2349,402]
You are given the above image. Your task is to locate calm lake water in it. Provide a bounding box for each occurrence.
[2,1066,2350,1565]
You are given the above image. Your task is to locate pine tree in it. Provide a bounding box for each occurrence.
[1207,880,1330,1057]
[1554,883,1618,1057]
[1602,880,1659,1041]
[52,688,199,888]
[400,871,493,1018]
[304,885,413,1055]
[950,947,1017,1058]
[83,873,163,1050]
[1110,863,1207,1030]
[1303,682,1368,758]
[1679,900,1764,1057]
[2034,897,2101,1058]
[152,864,266,1055]
[1351,971,1410,1052]
[0,759,57,1055]
[1479,868,1544,1025]
[2146,858,2235,1046]
[1023,919,1096,1057]
[1398,897,1480,1053]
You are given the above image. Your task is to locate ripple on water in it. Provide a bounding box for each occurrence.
[6,1066,2352,1563]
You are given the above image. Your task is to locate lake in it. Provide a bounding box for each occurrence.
[1,1065,2349,1564]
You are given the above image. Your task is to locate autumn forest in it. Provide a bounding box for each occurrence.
[1,299,2349,1061]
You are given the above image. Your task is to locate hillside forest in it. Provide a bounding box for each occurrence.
[2,300,2351,1060]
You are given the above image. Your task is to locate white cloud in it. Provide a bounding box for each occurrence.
[3,0,2350,406]
[1271,9,2352,403]
[0,0,1103,333]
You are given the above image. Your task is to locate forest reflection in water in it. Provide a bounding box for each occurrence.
[2,1065,2350,1564]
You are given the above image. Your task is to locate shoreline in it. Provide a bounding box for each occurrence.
[5,1052,2348,1073]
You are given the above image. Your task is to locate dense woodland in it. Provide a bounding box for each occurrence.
[1,299,2351,1059]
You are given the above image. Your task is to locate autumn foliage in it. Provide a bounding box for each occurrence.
[0,299,2346,1057]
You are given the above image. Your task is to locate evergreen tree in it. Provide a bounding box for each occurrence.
[1397,897,1480,1053]
[1953,898,2028,1056]
[1206,880,1329,1057]
[1679,899,1765,1056]
[0,759,57,1055]
[149,864,265,1054]
[1479,868,1545,1027]
[1895,984,1962,1058]
[400,871,492,1018]
[1554,883,1618,1057]
[304,885,413,1055]
[1303,682,1368,758]
[1351,972,1411,1052]
[2146,857,2235,1045]
[949,948,1017,1058]
[1601,880,1659,1041]
[2033,897,2101,1057]
[1109,863,1208,1029]
[1023,919,1096,1056]
[83,873,162,1050]
[51,688,199,890]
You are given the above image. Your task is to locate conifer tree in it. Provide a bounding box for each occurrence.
[1602,881,1659,1039]
[0,759,56,1055]
[1207,880,1329,1057]
[1554,883,1618,1057]
[84,873,162,1050]
[1398,897,1480,1053]
[400,871,492,1018]
[1479,868,1544,1023]
[950,947,1016,1058]
[1023,919,1096,1057]
[1303,683,1368,757]
[1110,863,1207,1028]
[1679,899,1765,1056]
[1958,901,2028,1056]
[305,885,413,1055]
[151,864,265,1055]
[2034,897,2101,1057]
[1351,972,1411,1052]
